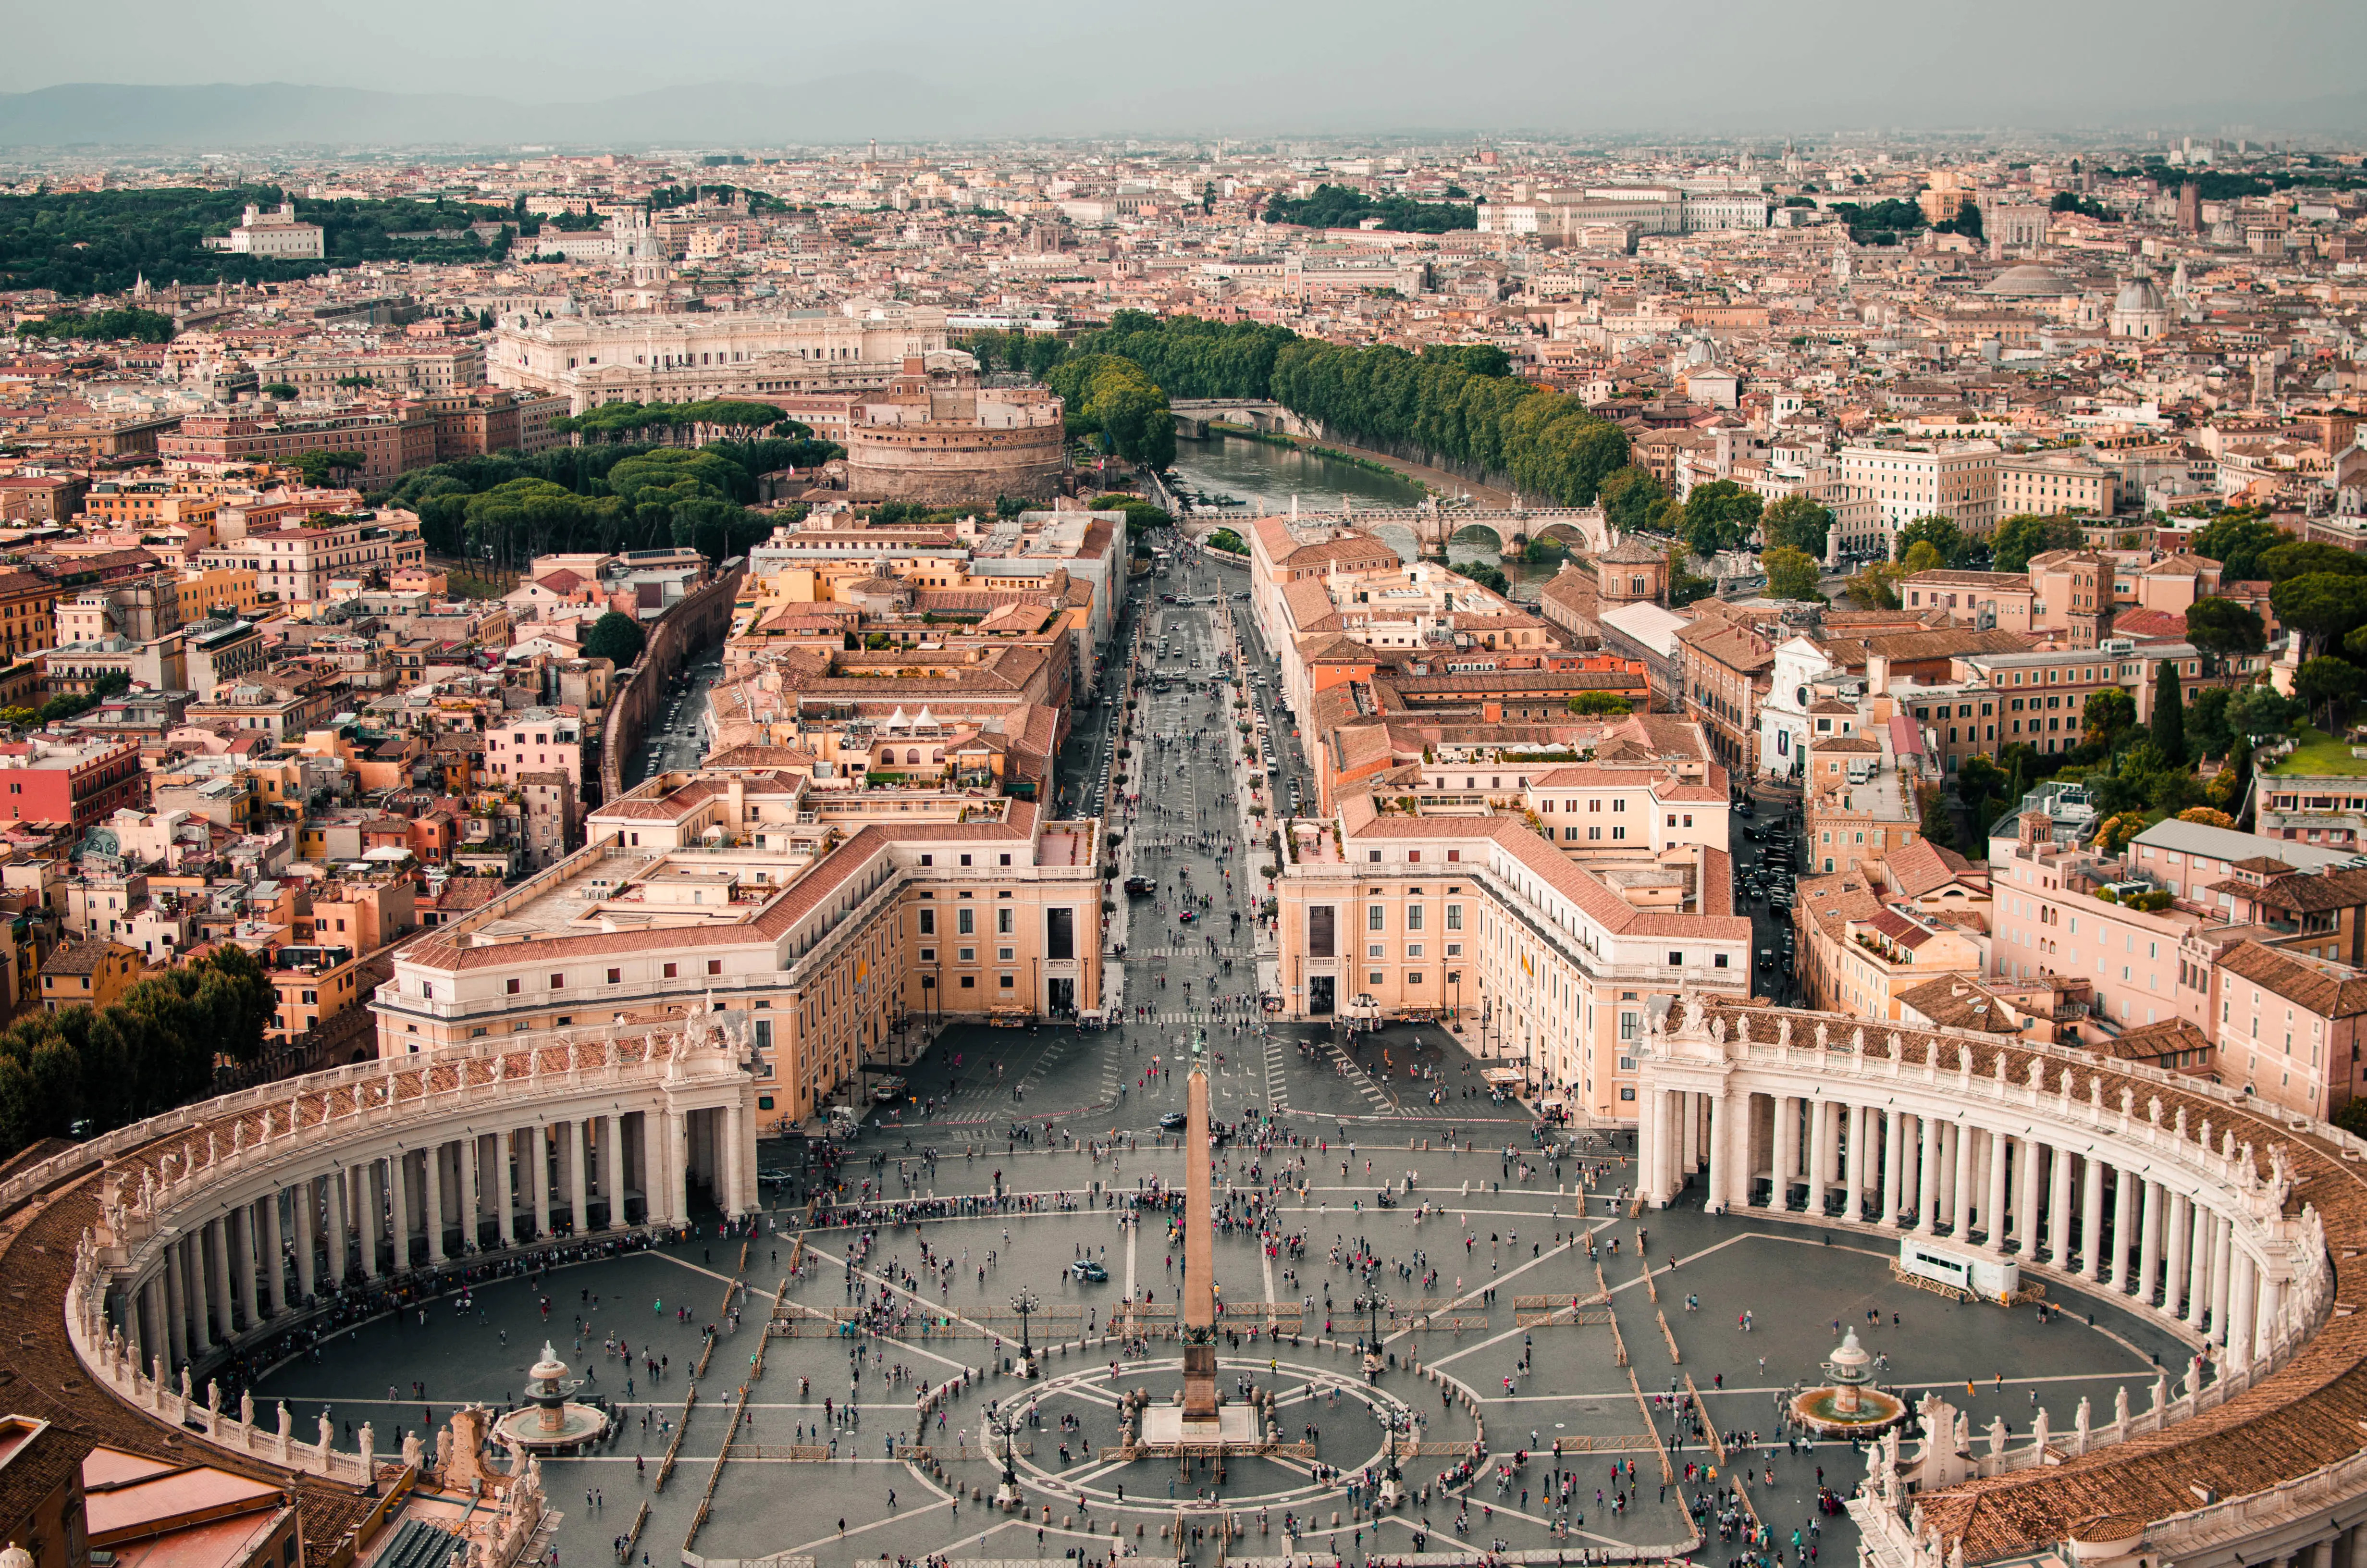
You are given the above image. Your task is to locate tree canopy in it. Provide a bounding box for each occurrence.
[13,306,176,343]
[1991,511,2088,574]
[1047,355,1176,469]
[2190,508,2289,581]
[1262,184,1478,234]
[0,945,274,1163]
[583,610,647,667]
[1680,481,1763,558]
[1760,494,1833,558]
[1895,515,1974,567]
[1763,546,1825,602]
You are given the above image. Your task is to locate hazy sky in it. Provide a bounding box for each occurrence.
[9,0,2364,135]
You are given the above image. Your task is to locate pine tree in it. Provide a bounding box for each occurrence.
[2152,661,2186,764]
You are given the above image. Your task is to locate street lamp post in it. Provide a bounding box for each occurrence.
[1011,1287,1041,1379]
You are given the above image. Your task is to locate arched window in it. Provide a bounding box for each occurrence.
[907,749,921,765]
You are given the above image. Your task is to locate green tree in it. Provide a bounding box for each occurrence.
[1681,481,1763,558]
[583,611,646,667]
[1843,558,1907,609]
[13,306,177,343]
[1900,540,1945,575]
[259,382,297,400]
[2260,540,2367,583]
[1208,528,1246,555]
[1763,546,1824,602]
[2295,656,2365,728]
[1895,515,1971,567]
[2190,508,2289,581]
[1991,511,2088,573]
[1599,467,1665,535]
[291,448,367,486]
[1665,543,1715,607]
[1917,786,1960,851]
[2186,684,2235,758]
[1566,692,1634,716]
[1454,561,1510,594]
[2151,661,2186,764]
[2226,683,2302,741]
[2082,686,2137,744]
[2271,573,2367,656]
[2183,597,2268,661]
[1759,494,1833,557]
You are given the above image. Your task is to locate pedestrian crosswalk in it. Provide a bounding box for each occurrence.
[1124,946,1251,960]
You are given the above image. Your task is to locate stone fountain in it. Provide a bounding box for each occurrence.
[492,1343,610,1454]
[1788,1328,1907,1438]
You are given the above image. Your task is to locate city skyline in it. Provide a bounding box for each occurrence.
[1,0,2365,147]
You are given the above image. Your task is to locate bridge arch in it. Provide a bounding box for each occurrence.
[1367,522,1420,565]
[1444,521,1508,562]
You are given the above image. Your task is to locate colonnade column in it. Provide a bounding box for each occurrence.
[601,1115,624,1230]
[424,1141,447,1266]
[2135,1180,2163,1303]
[1845,1104,1871,1222]
[163,1232,189,1367]
[722,1103,746,1218]
[1773,1094,1799,1210]
[2186,1202,2214,1331]
[1806,1099,1833,1217]
[2109,1166,2139,1290]
[2046,1145,2074,1265]
[338,1164,361,1283]
[261,1192,285,1317]
[530,1126,551,1238]
[569,1122,591,1235]
[206,1218,233,1343]
[665,1109,689,1225]
[294,1177,317,1302]
[2229,1248,2257,1356]
[140,1276,164,1371]
[2080,1157,2108,1280]
[389,1149,412,1271]
[461,1135,481,1253]
[1949,1124,1975,1236]
[2010,1138,2038,1251]
[1882,1111,1906,1227]
[1641,1091,1668,1208]
[2162,1192,2189,1317]
[1982,1130,2009,1247]
[1704,1091,1727,1213]
[498,1132,517,1247]
[2210,1213,2236,1345]
[1916,1117,1942,1231]
[229,1204,257,1330]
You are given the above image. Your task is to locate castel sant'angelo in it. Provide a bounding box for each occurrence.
[840,353,1068,506]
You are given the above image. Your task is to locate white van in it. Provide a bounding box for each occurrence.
[1898,1239,2019,1303]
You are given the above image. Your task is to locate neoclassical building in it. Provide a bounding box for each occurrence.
[1636,996,2364,1568]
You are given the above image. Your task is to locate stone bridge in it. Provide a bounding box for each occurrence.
[1170,399,1323,441]
[1293,499,1612,559]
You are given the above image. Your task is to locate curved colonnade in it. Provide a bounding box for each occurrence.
[1639,999,2367,1568]
[31,1019,758,1490]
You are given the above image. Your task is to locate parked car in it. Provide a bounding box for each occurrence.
[1159,1111,1187,1130]
[1124,876,1156,896]
[1070,1259,1109,1282]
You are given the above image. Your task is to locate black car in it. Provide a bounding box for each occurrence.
[1159,1111,1187,1131]
[1124,876,1156,896]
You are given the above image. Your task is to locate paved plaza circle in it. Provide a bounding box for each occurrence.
[236,1099,2182,1568]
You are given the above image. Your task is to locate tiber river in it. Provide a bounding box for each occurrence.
[1166,430,1562,597]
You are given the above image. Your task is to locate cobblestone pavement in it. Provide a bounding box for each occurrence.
[249,557,2191,1567]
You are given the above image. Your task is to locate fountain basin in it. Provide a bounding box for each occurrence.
[1788,1384,1908,1438]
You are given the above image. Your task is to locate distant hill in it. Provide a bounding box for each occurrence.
[0,77,974,148]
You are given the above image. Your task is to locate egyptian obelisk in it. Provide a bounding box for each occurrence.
[1181,1027,1219,1420]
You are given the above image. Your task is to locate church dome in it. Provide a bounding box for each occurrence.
[1983,264,2075,298]
[2114,275,2166,314]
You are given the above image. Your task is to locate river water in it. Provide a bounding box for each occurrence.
[1168,430,1560,597]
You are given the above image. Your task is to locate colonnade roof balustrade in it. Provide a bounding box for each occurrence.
[1649,996,2367,1568]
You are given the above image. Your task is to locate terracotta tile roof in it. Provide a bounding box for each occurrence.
[1893,974,2022,1033]
[2215,938,2367,1017]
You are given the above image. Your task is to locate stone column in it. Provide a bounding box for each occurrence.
[1949,1124,1975,1236]
[2046,1145,2074,1265]
[1844,1104,1870,1222]
[229,1203,257,1331]
[164,1233,190,1367]
[2080,1158,2108,1280]
[1807,1099,1833,1217]
[206,1217,233,1346]
[1640,1090,1666,1208]
[1916,1116,1942,1232]
[362,1163,384,1279]
[2185,1202,2214,1331]
[2135,1181,2163,1304]
[2109,1166,2139,1290]
[331,1165,355,1284]
[1882,1111,1906,1227]
[421,1140,445,1266]
[1772,1094,1798,1210]
[2011,1138,2039,1250]
[569,1121,591,1235]
[664,1109,690,1225]
[461,1134,481,1252]
[2228,1247,2256,1356]
[294,1177,317,1302]
[2162,1191,2189,1317]
[262,1191,285,1317]
[389,1149,412,1271]
[2258,1272,2287,1362]
[139,1274,164,1368]
[1982,1130,2009,1248]
[1704,1090,1728,1212]
[497,1131,517,1247]
[530,1126,552,1237]
[601,1115,624,1230]
[2211,1213,2236,1345]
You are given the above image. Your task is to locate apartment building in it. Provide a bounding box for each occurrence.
[1274,789,1751,1123]
[160,411,437,490]
[196,514,426,608]
[375,769,1103,1123]
[0,570,59,662]
[1837,440,2001,552]
[1996,453,2120,518]
[0,738,145,829]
